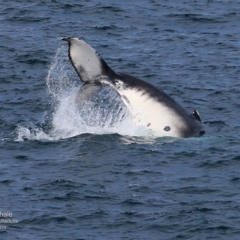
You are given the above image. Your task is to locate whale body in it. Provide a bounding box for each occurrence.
[62,37,205,138]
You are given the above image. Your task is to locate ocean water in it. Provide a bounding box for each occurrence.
[1,0,240,239]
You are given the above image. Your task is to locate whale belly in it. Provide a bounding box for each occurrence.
[117,87,187,137]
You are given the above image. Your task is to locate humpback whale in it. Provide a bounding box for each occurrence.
[62,37,205,138]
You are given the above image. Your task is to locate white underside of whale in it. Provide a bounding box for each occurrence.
[108,79,185,137]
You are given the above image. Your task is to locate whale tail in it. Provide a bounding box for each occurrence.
[62,37,115,82]
[62,37,116,105]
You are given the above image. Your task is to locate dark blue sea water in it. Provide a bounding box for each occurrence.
[1,0,240,239]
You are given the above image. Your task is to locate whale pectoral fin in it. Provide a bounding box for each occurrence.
[75,82,103,107]
[191,109,202,122]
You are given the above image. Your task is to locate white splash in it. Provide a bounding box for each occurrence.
[15,45,149,141]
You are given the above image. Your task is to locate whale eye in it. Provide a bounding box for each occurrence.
[164,126,171,132]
